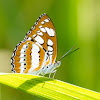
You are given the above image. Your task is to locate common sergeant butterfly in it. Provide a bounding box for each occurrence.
[11,13,61,78]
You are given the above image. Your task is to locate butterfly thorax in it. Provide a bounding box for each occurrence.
[40,61,61,75]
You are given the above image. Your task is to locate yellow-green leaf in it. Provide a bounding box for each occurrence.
[0,73,100,100]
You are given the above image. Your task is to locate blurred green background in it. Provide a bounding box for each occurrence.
[0,0,100,95]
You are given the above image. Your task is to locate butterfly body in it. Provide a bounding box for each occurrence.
[40,61,61,76]
[11,13,61,77]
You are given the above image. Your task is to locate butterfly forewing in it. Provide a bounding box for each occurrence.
[25,13,57,65]
[11,13,57,74]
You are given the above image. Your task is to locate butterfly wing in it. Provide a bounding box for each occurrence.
[25,13,57,65]
[11,13,57,74]
[11,40,47,73]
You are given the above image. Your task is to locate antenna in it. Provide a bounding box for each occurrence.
[59,46,79,61]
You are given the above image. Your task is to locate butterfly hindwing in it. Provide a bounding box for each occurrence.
[11,40,47,74]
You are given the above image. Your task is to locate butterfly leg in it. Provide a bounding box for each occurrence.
[49,72,52,79]
[52,70,57,79]
[37,68,43,76]
[49,70,57,79]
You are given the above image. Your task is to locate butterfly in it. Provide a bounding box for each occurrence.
[11,13,61,78]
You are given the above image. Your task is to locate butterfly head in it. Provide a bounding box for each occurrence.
[40,61,61,75]
[54,61,61,68]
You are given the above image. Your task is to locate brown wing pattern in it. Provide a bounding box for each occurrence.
[11,40,45,73]
[11,13,57,73]
[25,13,57,64]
